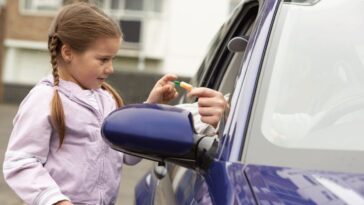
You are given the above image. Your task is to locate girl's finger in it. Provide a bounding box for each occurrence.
[158,74,178,84]
[173,92,179,99]
[164,91,176,101]
[168,89,178,99]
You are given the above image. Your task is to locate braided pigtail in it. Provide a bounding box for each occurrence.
[101,82,124,108]
[46,2,124,146]
[49,34,66,147]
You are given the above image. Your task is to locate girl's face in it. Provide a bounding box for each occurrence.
[60,37,121,89]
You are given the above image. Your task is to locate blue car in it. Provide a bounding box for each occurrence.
[102,0,364,204]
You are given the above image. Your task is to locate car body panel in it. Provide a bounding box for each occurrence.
[136,173,154,205]
[245,165,364,204]
[204,161,256,205]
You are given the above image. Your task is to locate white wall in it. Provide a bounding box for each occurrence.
[119,0,230,77]
[162,0,229,77]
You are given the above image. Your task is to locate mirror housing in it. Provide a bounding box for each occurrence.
[227,36,248,52]
[101,104,197,165]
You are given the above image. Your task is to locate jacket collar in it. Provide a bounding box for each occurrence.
[38,75,114,114]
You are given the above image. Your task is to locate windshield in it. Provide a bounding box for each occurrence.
[261,0,364,151]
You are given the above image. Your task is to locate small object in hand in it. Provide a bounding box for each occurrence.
[173,81,193,92]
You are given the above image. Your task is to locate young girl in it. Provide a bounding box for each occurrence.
[3,2,227,205]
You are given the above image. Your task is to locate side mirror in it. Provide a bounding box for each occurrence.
[101,104,198,167]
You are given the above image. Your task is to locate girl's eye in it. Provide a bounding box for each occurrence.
[100,58,109,63]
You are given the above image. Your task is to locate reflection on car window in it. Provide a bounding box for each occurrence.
[189,25,227,89]
[261,0,364,151]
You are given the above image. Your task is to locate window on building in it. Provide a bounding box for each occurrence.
[21,0,62,13]
[125,0,143,11]
[102,0,163,48]
[20,0,108,14]
[109,0,162,13]
[119,19,142,44]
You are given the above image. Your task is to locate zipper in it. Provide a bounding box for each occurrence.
[68,93,109,197]
[69,95,104,125]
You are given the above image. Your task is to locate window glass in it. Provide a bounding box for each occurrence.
[92,0,104,8]
[24,0,32,9]
[110,0,120,10]
[151,0,162,12]
[119,20,142,43]
[22,0,61,12]
[108,0,162,13]
[261,0,364,151]
[105,0,163,47]
[125,0,143,11]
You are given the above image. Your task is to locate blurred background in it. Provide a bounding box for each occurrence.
[0,0,239,204]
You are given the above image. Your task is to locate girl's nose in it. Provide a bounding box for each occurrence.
[105,63,114,74]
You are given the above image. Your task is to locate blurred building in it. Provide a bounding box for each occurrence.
[0,0,238,103]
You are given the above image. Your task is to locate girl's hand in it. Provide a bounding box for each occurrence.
[187,87,229,128]
[146,74,179,104]
[54,200,73,205]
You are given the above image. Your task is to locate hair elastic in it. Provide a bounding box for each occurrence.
[54,86,59,91]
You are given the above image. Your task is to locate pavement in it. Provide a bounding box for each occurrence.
[0,103,153,205]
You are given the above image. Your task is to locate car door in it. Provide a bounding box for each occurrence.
[146,1,261,205]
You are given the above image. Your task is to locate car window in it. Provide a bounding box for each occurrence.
[243,0,364,173]
[261,0,364,151]
[218,15,255,95]
[214,4,258,137]
[189,25,227,90]
[167,1,260,202]
[209,3,259,92]
[187,1,259,95]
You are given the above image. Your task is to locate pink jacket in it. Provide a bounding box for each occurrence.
[3,76,140,205]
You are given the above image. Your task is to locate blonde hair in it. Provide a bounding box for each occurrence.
[48,2,124,146]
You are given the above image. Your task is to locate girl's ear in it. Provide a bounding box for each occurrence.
[61,44,73,63]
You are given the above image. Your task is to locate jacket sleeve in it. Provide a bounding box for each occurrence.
[175,103,217,135]
[3,85,69,205]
